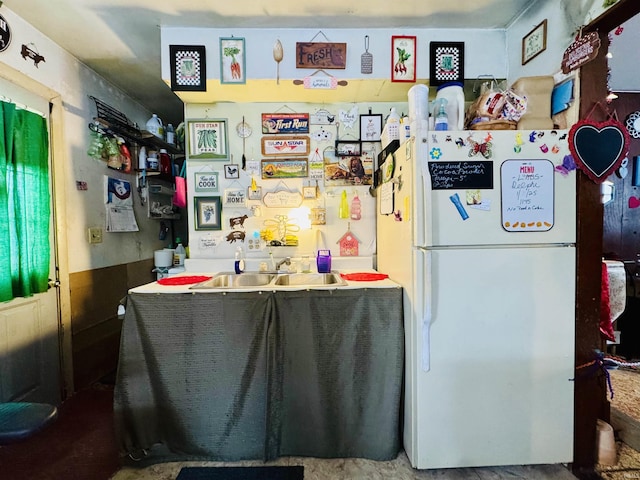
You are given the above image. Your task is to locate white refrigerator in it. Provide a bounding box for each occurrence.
[376,127,576,469]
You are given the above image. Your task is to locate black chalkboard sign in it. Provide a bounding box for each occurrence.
[428,161,493,190]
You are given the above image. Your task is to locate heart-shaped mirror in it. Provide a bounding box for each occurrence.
[568,119,630,184]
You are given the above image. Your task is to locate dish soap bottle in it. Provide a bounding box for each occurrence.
[434,98,449,131]
[339,190,349,219]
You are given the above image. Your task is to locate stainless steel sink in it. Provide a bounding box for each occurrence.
[190,272,276,289]
[274,272,346,286]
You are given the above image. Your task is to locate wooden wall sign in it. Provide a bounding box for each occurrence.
[296,42,347,69]
[261,136,310,156]
[561,32,601,74]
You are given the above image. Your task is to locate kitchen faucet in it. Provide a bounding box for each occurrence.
[275,257,291,271]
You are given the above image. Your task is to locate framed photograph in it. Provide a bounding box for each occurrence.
[360,114,383,142]
[522,19,547,65]
[169,45,206,92]
[391,36,416,83]
[335,140,362,156]
[220,37,246,84]
[224,164,240,179]
[429,42,465,86]
[247,186,263,200]
[186,119,229,160]
[194,196,222,230]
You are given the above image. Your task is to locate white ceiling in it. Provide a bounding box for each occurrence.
[5,0,536,125]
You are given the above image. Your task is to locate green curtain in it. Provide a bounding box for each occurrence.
[0,100,50,302]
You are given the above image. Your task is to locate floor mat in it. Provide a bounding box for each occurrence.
[176,466,304,480]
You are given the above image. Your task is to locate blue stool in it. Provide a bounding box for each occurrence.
[0,402,58,444]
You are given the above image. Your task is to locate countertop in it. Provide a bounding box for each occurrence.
[129,269,400,294]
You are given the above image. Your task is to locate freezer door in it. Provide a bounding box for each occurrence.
[423,130,576,247]
[410,245,575,469]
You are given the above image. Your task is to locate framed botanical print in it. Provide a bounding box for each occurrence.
[522,19,547,65]
[360,114,383,142]
[220,37,246,84]
[186,119,229,160]
[194,196,222,230]
[429,42,465,86]
[169,45,206,92]
[391,36,416,83]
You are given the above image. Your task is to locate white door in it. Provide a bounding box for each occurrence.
[0,78,61,405]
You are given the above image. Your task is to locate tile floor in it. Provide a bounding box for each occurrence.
[109,367,640,480]
[110,451,580,480]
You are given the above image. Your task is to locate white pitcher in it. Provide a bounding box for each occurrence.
[434,82,465,131]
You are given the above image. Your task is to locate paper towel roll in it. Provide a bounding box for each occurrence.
[408,84,429,123]
[604,260,626,322]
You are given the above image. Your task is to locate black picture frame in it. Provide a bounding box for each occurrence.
[170,45,206,92]
[335,140,362,156]
[360,114,383,142]
[429,42,465,87]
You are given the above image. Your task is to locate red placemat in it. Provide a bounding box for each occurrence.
[340,272,389,281]
[157,275,211,286]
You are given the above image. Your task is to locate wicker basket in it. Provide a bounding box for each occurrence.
[470,119,517,130]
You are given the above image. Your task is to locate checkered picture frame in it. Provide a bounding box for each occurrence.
[429,42,464,87]
[170,45,206,92]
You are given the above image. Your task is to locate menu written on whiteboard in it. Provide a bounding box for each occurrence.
[500,159,554,232]
[428,161,493,190]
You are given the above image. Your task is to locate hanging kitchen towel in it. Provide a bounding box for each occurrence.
[173,161,187,208]
[600,261,616,342]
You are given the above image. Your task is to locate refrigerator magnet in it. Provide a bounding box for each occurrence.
[449,193,469,220]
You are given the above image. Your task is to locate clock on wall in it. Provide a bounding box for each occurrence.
[235,118,252,138]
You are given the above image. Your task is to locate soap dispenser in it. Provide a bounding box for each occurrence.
[234,246,245,274]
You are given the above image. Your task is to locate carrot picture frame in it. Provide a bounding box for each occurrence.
[220,37,246,84]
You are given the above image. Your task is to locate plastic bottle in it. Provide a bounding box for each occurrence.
[434,98,449,131]
[159,149,172,176]
[166,123,175,145]
[435,81,465,130]
[234,246,245,274]
[339,190,349,219]
[174,238,186,266]
[350,193,362,220]
[146,113,164,139]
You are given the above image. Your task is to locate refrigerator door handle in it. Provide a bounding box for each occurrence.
[421,249,433,372]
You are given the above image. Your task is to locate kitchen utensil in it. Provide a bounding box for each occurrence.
[361,35,373,74]
[273,39,283,84]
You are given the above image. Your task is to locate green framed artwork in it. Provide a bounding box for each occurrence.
[186,119,229,160]
[220,37,246,84]
[194,196,222,230]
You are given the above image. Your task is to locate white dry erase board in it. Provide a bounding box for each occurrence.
[500,159,554,232]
